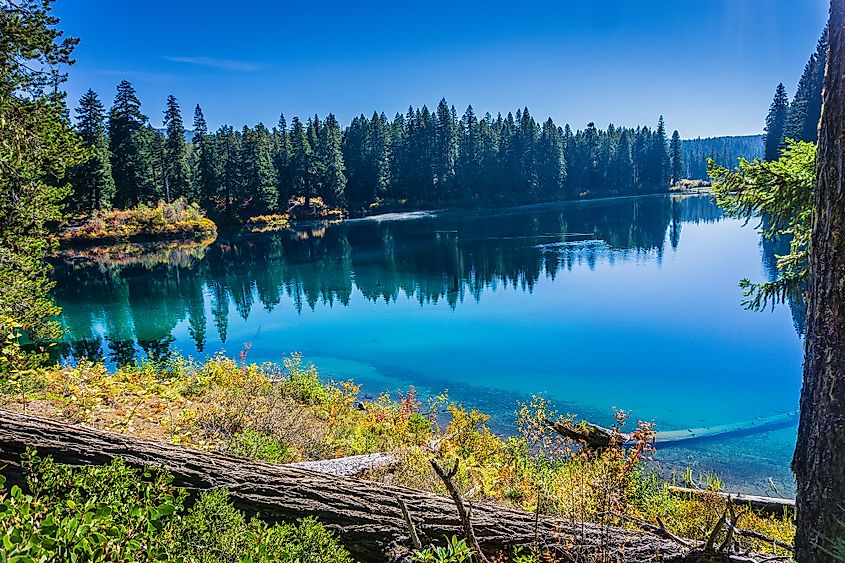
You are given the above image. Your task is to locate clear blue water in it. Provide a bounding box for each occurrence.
[53,194,804,496]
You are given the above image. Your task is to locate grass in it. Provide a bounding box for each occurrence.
[61,198,217,245]
[0,353,795,557]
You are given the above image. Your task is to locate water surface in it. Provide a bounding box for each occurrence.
[53,194,803,495]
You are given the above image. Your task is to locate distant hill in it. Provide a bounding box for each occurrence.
[681,134,764,180]
[156,128,195,143]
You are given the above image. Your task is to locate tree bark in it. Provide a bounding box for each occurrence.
[0,409,747,562]
[794,2,845,560]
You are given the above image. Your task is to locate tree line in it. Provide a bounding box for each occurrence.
[762,26,828,162]
[682,135,764,180]
[67,82,685,219]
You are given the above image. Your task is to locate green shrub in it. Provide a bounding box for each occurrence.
[0,451,351,563]
[226,429,296,463]
[282,354,328,405]
[413,536,473,563]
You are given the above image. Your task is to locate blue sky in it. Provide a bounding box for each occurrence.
[56,0,828,138]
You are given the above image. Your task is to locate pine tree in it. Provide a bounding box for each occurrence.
[784,26,828,144]
[109,80,152,207]
[655,116,670,188]
[536,117,564,200]
[240,124,278,214]
[764,83,789,161]
[144,125,166,200]
[272,114,293,208]
[192,104,218,209]
[434,98,457,199]
[290,116,316,205]
[162,95,190,201]
[218,125,242,212]
[316,113,346,207]
[669,130,683,185]
[69,89,115,211]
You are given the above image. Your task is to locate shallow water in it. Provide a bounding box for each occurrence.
[53,194,804,496]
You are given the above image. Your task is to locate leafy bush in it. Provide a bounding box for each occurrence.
[226,429,297,463]
[412,536,473,563]
[61,198,217,245]
[0,451,351,563]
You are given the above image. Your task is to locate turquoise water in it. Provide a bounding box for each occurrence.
[53,194,804,495]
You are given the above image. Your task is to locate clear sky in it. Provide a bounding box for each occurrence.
[55,0,828,138]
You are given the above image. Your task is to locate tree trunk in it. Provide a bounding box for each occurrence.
[0,409,741,563]
[794,2,845,560]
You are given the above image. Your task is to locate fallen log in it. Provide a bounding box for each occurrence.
[0,409,759,562]
[667,486,794,516]
[550,411,798,449]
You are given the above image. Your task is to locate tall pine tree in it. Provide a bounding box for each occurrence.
[669,130,683,185]
[764,83,789,161]
[162,95,190,202]
[109,80,151,207]
[69,89,115,211]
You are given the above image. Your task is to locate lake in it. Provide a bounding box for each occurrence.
[53,194,804,496]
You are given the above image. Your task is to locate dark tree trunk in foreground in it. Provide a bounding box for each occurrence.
[0,410,755,563]
[794,1,845,560]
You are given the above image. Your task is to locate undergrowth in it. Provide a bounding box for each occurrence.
[61,198,217,245]
[0,449,349,562]
[0,352,795,557]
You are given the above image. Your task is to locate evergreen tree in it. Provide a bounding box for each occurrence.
[109,80,152,207]
[290,116,316,204]
[143,125,166,200]
[764,83,789,161]
[536,117,564,200]
[192,104,218,209]
[669,130,683,185]
[240,124,278,214]
[272,114,293,208]
[784,26,828,144]
[654,115,670,188]
[0,0,83,367]
[316,113,346,206]
[68,89,115,211]
[162,95,190,201]
[434,98,458,198]
[218,125,242,212]
[457,105,480,200]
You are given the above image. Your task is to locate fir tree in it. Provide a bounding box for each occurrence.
[290,117,316,205]
[192,104,218,209]
[784,26,828,144]
[69,89,115,211]
[272,114,293,208]
[162,95,190,201]
[669,130,683,185]
[109,80,151,207]
[240,124,278,214]
[316,114,346,207]
[764,83,789,161]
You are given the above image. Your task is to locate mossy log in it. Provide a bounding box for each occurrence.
[0,410,765,562]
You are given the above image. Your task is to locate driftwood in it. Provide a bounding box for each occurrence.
[0,409,768,562]
[549,412,798,449]
[667,487,794,516]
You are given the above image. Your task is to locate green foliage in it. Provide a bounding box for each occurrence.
[282,354,328,405]
[0,451,351,563]
[0,450,185,562]
[62,198,217,244]
[710,140,815,310]
[412,536,473,563]
[0,0,84,373]
[226,429,296,463]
